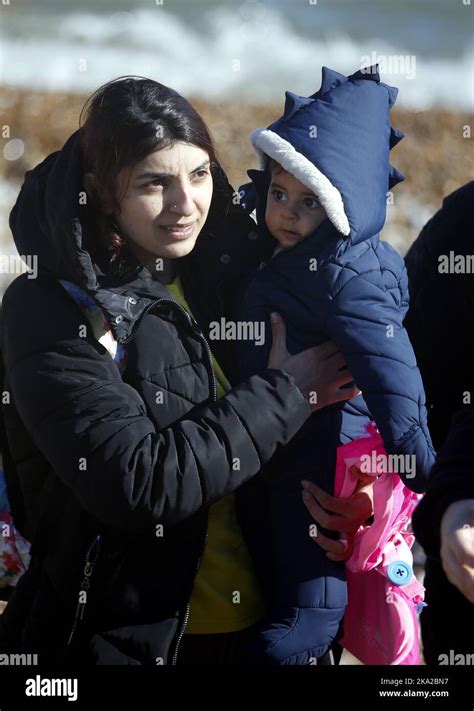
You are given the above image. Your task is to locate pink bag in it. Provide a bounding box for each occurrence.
[334,424,425,665]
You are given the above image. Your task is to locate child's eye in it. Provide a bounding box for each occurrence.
[271,189,286,202]
[303,197,321,209]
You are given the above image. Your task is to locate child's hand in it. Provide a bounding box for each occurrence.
[440,499,474,604]
[267,312,361,412]
[301,466,374,561]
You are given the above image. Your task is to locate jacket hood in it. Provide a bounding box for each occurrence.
[8,128,244,342]
[249,65,404,245]
[10,130,106,289]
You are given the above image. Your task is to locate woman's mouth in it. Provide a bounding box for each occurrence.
[160,221,197,239]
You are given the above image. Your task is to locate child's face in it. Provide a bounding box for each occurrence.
[265,166,327,249]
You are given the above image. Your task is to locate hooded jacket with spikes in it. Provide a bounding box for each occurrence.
[235,67,436,665]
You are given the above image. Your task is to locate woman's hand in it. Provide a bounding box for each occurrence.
[301,466,375,561]
[440,499,474,604]
[267,312,360,412]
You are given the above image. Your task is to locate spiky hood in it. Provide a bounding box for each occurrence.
[249,65,404,245]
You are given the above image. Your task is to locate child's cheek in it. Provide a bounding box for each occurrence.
[308,209,326,234]
[265,199,277,235]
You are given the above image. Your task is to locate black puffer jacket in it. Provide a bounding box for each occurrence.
[0,130,311,665]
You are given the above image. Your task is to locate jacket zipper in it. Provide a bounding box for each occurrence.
[169,294,218,662]
[121,299,165,345]
[123,294,217,663]
[170,527,209,666]
[67,534,101,647]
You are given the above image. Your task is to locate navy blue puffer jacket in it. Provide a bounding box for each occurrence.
[234,66,436,664]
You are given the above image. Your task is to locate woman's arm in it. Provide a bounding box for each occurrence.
[2,277,356,534]
[439,499,474,603]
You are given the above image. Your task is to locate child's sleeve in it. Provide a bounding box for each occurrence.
[323,264,436,493]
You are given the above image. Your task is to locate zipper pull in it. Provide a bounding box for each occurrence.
[74,560,93,617]
[74,598,87,621]
[68,535,101,646]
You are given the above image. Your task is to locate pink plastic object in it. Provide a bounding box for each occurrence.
[334,424,425,665]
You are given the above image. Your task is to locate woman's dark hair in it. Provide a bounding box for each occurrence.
[79,75,220,268]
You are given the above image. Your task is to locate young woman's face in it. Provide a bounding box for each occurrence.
[113,142,213,271]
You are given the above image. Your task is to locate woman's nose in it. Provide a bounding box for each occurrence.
[168,182,195,215]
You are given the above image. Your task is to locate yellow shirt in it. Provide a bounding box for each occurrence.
[164,274,265,634]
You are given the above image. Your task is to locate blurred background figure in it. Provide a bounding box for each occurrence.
[404,182,474,450]
[0,312,31,606]
[405,182,474,664]
[412,407,474,663]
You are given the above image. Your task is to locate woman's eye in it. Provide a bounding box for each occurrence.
[148,179,165,188]
[193,170,210,180]
[303,197,320,209]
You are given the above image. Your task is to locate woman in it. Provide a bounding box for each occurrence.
[0,76,363,665]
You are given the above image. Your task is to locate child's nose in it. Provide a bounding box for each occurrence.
[281,203,298,220]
